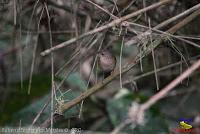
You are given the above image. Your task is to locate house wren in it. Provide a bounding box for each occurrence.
[98,50,116,78]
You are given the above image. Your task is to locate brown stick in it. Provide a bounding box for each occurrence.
[40,0,172,56]
[125,3,200,46]
[112,60,200,134]
[141,59,200,111]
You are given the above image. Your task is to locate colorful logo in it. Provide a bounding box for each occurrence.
[179,121,192,129]
[172,118,196,133]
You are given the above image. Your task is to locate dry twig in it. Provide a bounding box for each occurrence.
[112,59,200,134]
[40,0,172,56]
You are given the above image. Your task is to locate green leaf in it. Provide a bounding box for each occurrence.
[61,72,87,91]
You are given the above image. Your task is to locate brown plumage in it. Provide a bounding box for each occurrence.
[98,50,116,78]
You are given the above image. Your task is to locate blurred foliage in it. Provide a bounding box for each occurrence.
[0,75,51,125]
[60,72,87,91]
[107,88,169,133]
[2,73,86,126]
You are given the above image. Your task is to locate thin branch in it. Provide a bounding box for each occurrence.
[113,60,200,134]
[119,29,126,88]
[28,7,44,94]
[44,2,55,130]
[32,96,51,125]
[79,33,104,118]
[141,59,200,111]
[40,0,172,56]
[25,0,40,47]
[111,119,133,134]
[85,0,116,19]
[125,3,200,46]
[122,55,200,84]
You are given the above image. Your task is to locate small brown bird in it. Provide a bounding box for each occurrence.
[98,49,116,78]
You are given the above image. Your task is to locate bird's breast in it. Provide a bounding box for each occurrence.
[99,57,116,72]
